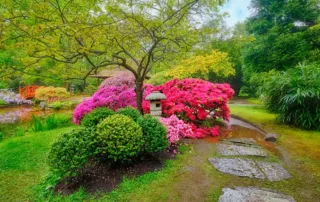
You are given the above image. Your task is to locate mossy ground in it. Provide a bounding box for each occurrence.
[0,105,319,201]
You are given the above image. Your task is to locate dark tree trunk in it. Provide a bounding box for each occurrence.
[135,78,144,114]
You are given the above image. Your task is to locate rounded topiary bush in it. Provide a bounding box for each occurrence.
[48,128,97,178]
[116,107,141,122]
[137,115,169,153]
[81,107,115,127]
[96,114,144,163]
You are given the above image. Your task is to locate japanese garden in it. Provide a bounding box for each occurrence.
[0,0,319,202]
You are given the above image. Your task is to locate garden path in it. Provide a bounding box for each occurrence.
[177,117,297,202]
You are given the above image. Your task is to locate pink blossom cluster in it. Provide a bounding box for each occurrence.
[98,71,136,89]
[160,115,193,144]
[143,78,233,138]
[73,86,136,124]
[143,79,234,122]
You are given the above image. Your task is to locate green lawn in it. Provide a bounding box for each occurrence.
[1,106,320,202]
[0,126,76,202]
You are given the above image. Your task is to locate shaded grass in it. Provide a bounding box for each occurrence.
[0,126,76,202]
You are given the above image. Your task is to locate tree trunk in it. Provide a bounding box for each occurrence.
[135,78,144,114]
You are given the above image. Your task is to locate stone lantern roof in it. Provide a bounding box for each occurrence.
[145,91,167,101]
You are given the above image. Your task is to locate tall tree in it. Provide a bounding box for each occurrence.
[243,0,320,75]
[0,0,224,113]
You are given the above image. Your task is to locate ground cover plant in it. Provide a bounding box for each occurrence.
[30,114,72,132]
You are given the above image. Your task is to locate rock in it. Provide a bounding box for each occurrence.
[265,133,279,142]
[218,187,296,202]
[208,158,265,179]
[226,138,257,145]
[256,161,292,181]
[216,143,268,157]
[208,158,292,181]
[39,101,47,110]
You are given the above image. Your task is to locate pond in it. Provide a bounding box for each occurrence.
[0,105,73,124]
[205,117,278,155]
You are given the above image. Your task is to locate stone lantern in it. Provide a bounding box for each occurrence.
[145,91,167,117]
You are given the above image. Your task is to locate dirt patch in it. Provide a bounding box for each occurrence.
[54,152,176,195]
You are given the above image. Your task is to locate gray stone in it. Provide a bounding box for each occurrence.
[256,161,292,181]
[265,133,280,142]
[208,158,292,181]
[218,187,296,202]
[208,158,265,179]
[226,138,257,145]
[216,143,268,157]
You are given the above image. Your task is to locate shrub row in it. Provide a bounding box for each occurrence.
[48,107,168,179]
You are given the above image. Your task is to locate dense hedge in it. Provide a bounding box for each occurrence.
[116,107,142,122]
[137,115,168,153]
[81,107,115,127]
[48,128,97,178]
[263,64,320,130]
[96,114,144,163]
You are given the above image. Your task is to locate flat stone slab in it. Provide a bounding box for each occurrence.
[208,158,291,181]
[219,187,296,202]
[217,143,268,157]
[257,161,292,181]
[226,138,257,145]
[208,158,265,179]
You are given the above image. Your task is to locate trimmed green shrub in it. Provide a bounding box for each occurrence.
[137,115,168,153]
[96,114,144,163]
[48,128,97,178]
[116,107,141,122]
[81,107,115,127]
[262,64,320,130]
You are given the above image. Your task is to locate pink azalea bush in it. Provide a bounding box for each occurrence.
[143,78,234,138]
[99,71,136,89]
[160,115,193,144]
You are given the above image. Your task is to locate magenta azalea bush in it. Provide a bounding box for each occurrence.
[98,71,136,89]
[73,86,136,124]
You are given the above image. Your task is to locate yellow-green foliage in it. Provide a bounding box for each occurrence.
[35,87,69,101]
[148,50,235,85]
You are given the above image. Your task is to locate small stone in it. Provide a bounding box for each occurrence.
[216,143,268,157]
[265,133,279,142]
[256,161,292,181]
[208,158,265,179]
[218,187,296,202]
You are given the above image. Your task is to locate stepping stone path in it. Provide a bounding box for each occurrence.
[209,138,295,201]
[216,143,268,157]
[218,187,296,202]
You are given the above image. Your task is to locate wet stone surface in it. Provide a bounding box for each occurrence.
[218,187,296,202]
[216,143,268,157]
[208,158,292,181]
[225,138,258,145]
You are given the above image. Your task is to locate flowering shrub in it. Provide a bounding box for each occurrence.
[73,86,136,124]
[160,115,193,144]
[0,90,32,105]
[143,78,234,122]
[35,87,69,102]
[74,78,233,139]
[99,71,136,89]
